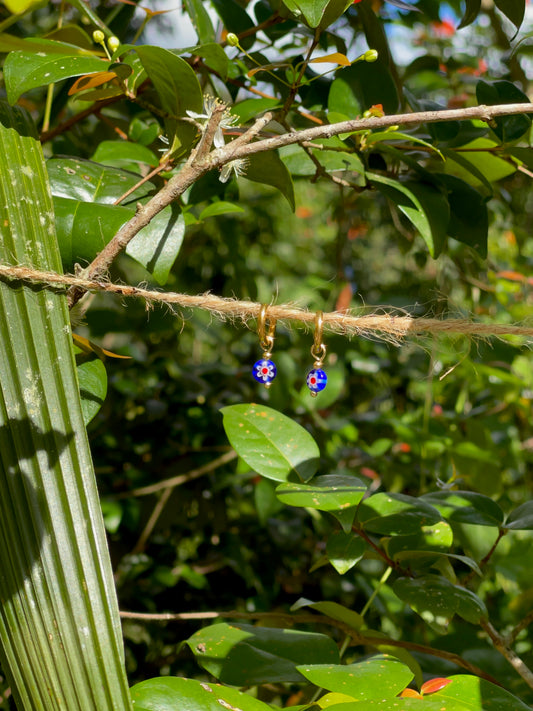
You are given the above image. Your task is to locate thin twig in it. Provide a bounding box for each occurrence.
[118,608,500,684]
[480,618,533,690]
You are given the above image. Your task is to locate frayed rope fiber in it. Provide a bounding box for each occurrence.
[1,263,533,342]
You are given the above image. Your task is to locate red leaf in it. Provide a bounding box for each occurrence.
[421,678,452,695]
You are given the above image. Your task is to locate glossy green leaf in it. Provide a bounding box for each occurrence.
[357,492,442,535]
[232,98,281,124]
[421,491,504,527]
[385,521,453,559]
[328,77,361,124]
[76,353,107,425]
[135,46,203,158]
[91,141,158,171]
[457,0,481,29]
[297,654,413,699]
[426,673,533,710]
[319,0,353,29]
[4,47,107,104]
[126,206,185,285]
[0,101,132,711]
[183,0,216,44]
[366,131,444,160]
[131,677,272,711]
[199,201,245,220]
[276,474,368,511]
[47,157,154,206]
[291,598,364,630]
[336,60,399,115]
[394,575,487,630]
[476,80,531,143]
[245,150,295,210]
[504,501,533,529]
[509,146,533,171]
[53,197,131,268]
[369,173,449,257]
[174,43,229,80]
[493,0,526,30]
[211,0,255,49]
[221,404,320,482]
[326,530,366,573]
[436,173,488,257]
[447,139,516,185]
[187,622,339,685]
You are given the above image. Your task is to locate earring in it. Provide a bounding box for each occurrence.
[307,310,327,397]
[252,304,277,388]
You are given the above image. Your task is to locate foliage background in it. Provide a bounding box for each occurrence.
[1,0,533,707]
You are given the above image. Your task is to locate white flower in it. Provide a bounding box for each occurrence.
[186,95,239,149]
[219,157,249,183]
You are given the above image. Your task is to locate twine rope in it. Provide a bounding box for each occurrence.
[1,263,532,342]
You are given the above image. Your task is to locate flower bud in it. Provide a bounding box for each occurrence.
[92,29,105,44]
[226,33,239,47]
[364,49,379,63]
[108,36,120,53]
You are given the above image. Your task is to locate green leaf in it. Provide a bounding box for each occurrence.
[386,521,453,559]
[493,0,526,31]
[0,101,132,710]
[126,206,185,285]
[369,173,449,257]
[76,354,107,425]
[328,77,361,124]
[426,674,533,710]
[326,530,366,573]
[4,47,107,104]
[199,201,245,220]
[245,150,295,210]
[232,98,281,124]
[275,474,368,511]
[135,46,203,158]
[505,501,533,529]
[210,0,255,50]
[291,598,364,630]
[476,80,531,143]
[446,138,516,184]
[186,623,339,685]
[183,0,216,44]
[221,404,320,482]
[457,0,482,29]
[91,141,158,172]
[394,575,487,631]
[356,493,442,535]
[47,157,154,206]
[435,174,488,257]
[336,60,399,115]
[53,197,131,269]
[421,491,504,527]
[297,654,413,699]
[174,43,229,80]
[131,677,272,711]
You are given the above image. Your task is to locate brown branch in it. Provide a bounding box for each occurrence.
[114,450,237,499]
[509,610,533,645]
[480,618,533,690]
[56,101,533,309]
[118,608,500,684]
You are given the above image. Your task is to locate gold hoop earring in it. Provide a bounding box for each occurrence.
[252,304,277,389]
[306,310,327,397]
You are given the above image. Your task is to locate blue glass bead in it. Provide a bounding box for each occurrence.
[307,368,327,393]
[253,358,277,385]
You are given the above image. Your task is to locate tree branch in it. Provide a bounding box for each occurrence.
[66,101,533,309]
[480,618,533,690]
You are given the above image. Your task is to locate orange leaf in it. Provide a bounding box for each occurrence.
[310,52,351,66]
[399,688,423,698]
[421,678,452,695]
[68,71,120,96]
[335,284,353,312]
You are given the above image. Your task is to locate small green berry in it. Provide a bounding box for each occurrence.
[108,36,120,53]
[92,29,105,44]
[364,49,379,63]
[226,33,239,47]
